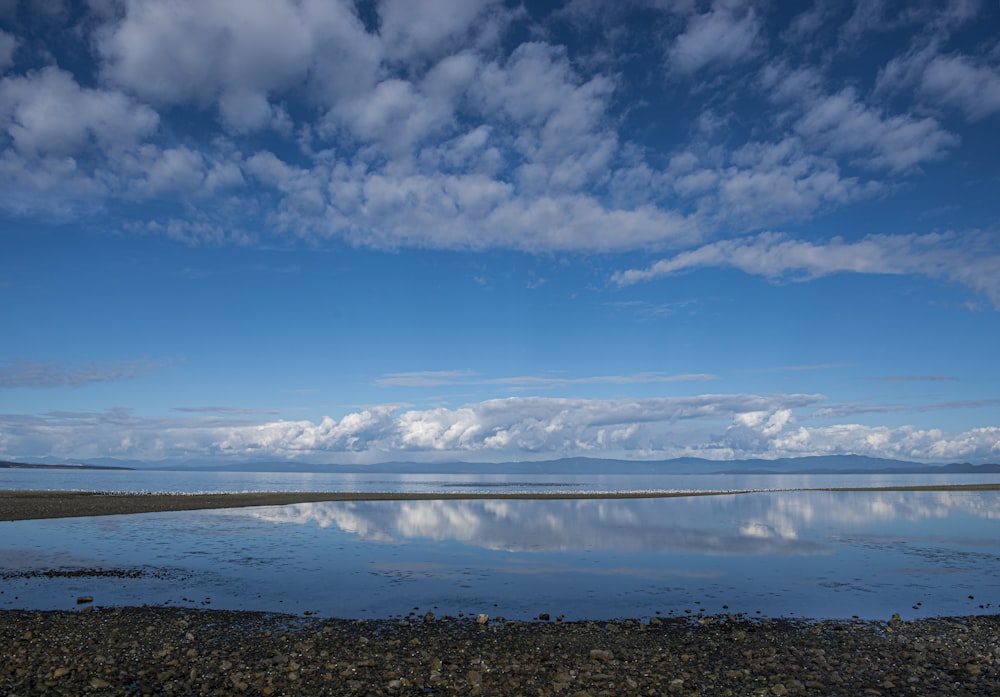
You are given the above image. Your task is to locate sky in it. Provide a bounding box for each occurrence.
[1,0,999,466]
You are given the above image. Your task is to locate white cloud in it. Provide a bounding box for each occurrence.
[0,0,987,255]
[660,138,881,230]
[243,147,698,250]
[757,423,1000,464]
[613,231,1000,308]
[328,76,456,156]
[217,89,290,134]
[96,0,381,130]
[719,139,877,223]
[880,49,1000,124]
[376,370,477,388]
[781,0,841,45]
[836,0,888,46]
[0,29,16,71]
[917,54,1000,121]
[668,0,763,74]
[762,60,960,173]
[3,395,998,465]
[833,0,979,49]
[0,66,224,211]
[0,66,158,157]
[473,41,618,192]
[794,87,959,172]
[377,0,511,64]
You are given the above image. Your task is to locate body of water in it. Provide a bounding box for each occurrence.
[3,466,1000,495]
[2,469,999,621]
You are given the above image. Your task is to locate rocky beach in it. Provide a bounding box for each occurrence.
[2,606,998,696]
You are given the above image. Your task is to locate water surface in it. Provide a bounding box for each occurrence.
[2,479,998,621]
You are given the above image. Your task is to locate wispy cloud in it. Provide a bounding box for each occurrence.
[375,370,477,387]
[173,406,282,415]
[613,231,1000,308]
[603,299,702,319]
[0,359,159,389]
[376,370,717,389]
[815,399,1000,419]
[770,363,857,372]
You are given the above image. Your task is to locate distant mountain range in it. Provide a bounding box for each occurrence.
[4,454,1000,475]
[0,460,133,471]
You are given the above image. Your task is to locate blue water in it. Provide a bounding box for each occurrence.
[2,469,999,621]
[3,466,999,494]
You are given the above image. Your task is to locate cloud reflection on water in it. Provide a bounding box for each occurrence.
[241,489,1000,558]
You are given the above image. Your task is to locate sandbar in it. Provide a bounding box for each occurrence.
[2,483,999,521]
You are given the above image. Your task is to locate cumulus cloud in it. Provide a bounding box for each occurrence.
[3,394,998,465]
[0,66,158,157]
[0,65,252,210]
[668,0,763,74]
[0,29,16,70]
[473,41,618,192]
[243,148,698,250]
[0,1,992,263]
[879,46,1000,122]
[613,231,1000,308]
[715,140,878,224]
[96,0,380,130]
[794,87,958,172]
[216,394,827,457]
[918,54,1000,121]
[377,0,512,64]
[750,423,1000,464]
[762,64,959,173]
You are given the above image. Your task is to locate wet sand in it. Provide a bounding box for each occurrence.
[0,488,743,521]
[2,483,1000,521]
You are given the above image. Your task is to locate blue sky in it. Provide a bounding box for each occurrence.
[1,0,999,465]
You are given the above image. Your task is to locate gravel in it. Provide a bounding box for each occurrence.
[2,607,998,696]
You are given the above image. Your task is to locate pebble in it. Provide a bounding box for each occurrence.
[1,607,998,696]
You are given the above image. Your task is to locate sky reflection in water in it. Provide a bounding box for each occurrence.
[2,489,999,621]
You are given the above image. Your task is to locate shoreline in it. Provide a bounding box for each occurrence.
[3,483,1000,521]
[2,606,998,695]
[1,483,998,521]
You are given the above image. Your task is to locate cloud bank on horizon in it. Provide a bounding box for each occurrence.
[1,0,999,465]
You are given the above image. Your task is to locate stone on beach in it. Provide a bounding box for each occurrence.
[2,606,999,696]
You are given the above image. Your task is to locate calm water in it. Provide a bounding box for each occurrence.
[2,469,999,621]
[4,466,1000,494]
